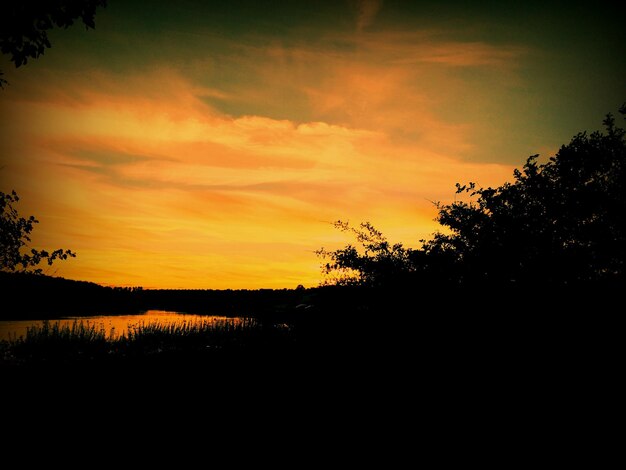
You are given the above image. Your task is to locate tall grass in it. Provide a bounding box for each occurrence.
[1,317,295,365]
[2,320,109,363]
[120,317,268,353]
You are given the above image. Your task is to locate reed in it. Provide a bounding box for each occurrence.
[1,317,295,365]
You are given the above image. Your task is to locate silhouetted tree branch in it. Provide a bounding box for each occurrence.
[0,0,107,88]
[316,220,415,286]
[1,190,75,274]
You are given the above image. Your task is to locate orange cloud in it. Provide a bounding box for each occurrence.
[0,28,522,288]
[215,30,526,160]
[352,0,384,32]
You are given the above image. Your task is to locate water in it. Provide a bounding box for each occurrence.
[0,310,246,341]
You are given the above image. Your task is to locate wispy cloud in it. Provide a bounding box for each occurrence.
[0,26,522,287]
[349,31,526,67]
[352,0,384,32]
[217,30,525,163]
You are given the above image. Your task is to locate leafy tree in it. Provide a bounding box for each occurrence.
[428,105,625,285]
[320,105,626,286]
[0,0,107,88]
[1,190,75,274]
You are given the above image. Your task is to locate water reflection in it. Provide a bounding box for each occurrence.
[0,310,246,341]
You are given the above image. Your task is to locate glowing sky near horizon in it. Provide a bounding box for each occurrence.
[1,0,624,288]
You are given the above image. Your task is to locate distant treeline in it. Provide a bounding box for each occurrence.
[0,272,317,319]
[0,272,142,319]
[0,271,621,321]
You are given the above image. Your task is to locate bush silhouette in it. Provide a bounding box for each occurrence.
[316,220,415,287]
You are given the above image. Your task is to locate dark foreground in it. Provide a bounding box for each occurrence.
[1,291,618,456]
[2,293,618,381]
[1,273,620,406]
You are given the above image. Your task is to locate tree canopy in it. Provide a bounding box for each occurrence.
[0,190,75,274]
[319,105,626,287]
[0,0,107,87]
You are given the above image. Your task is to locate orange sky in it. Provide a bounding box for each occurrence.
[1,1,624,288]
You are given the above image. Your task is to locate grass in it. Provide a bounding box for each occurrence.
[0,317,296,366]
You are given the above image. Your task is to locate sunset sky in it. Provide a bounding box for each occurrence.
[1,0,624,288]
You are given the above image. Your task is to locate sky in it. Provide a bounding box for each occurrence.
[1,0,624,288]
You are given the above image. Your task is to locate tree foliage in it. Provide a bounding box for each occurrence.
[319,105,626,286]
[1,190,75,274]
[316,221,415,286]
[0,0,107,87]
[429,105,626,284]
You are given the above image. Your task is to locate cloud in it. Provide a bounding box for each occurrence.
[0,35,520,287]
[351,31,526,67]
[204,30,526,162]
[352,0,384,32]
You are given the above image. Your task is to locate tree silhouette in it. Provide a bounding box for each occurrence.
[320,105,626,287]
[316,221,415,286]
[1,190,75,273]
[428,105,625,285]
[0,0,107,88]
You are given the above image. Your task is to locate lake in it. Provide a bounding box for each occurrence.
[0,310,248,341]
